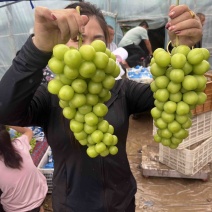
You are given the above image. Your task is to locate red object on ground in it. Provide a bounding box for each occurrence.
[31,138,48,166]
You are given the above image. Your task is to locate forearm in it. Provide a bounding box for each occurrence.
[145,41,153,55]
[9,126,33,142]
[126,79,154,114]
[9,126,29,134]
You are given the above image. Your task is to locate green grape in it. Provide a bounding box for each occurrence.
[47,42,119,157]
[151,45,209,148]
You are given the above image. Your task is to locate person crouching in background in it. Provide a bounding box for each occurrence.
[0,125,48,212]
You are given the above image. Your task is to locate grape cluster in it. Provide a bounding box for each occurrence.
[13,131,36,154]
[150,45,210,148]
[47,40,120,158]
[29,138,37,154]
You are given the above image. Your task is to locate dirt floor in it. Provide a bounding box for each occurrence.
[42,112,212,212]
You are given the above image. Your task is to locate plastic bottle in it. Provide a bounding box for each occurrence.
[48,149,53,163]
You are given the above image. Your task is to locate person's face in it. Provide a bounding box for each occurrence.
[108,28,115,43]
[66,17,106,48]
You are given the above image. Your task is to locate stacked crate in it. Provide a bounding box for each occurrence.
[157,72,212,176]
[37,146,54,193]
[192,73,212,115]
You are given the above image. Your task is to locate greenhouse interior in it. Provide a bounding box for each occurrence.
[0,0,212,211]
[0,0,211,77]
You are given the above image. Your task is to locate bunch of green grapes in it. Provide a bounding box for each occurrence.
[47,40,120,158]
[29,138,37,154]
[150,45,210,148]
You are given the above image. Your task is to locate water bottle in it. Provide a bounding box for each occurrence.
[48,149,53,163]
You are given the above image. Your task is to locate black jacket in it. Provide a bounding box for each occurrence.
[0,36,154,212]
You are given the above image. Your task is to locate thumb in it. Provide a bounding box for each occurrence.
[81,15,89,27]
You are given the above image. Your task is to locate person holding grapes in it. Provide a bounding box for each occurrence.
[0,1,202,211]
[0,125,48,212]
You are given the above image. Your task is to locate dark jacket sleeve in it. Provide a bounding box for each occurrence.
[0,36,52,126]
[123,78,154,114]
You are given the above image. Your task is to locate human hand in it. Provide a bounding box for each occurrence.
[166,5,202,47]
[33,6,89,52]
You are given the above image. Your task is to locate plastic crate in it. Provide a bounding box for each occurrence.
[159,136,212,175]
[37,146,54,193]
[192,72,212,115]
[153,111,212,149]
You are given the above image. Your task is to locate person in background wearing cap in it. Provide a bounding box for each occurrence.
[118,21,153,69]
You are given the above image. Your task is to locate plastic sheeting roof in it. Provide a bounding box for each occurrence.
[0,0,211,79]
